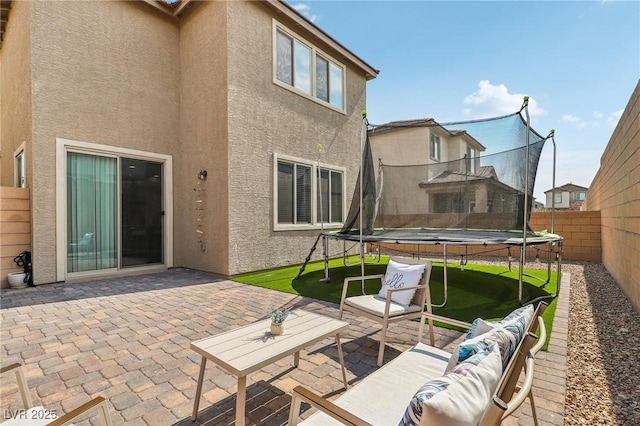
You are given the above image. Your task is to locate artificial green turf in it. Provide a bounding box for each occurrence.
[233,255,558,350]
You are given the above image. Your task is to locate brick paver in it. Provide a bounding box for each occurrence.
[0,268,569,425]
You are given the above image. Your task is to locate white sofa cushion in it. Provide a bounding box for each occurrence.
[378,259,426,306]
[300,343,451,426]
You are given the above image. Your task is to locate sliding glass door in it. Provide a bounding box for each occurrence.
[66,152,163,274]
[121,158,163,267]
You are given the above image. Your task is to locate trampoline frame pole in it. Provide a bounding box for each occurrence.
[359,113,367,290]
[519,96,531,302]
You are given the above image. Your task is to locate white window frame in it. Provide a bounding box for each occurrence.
[273,21,346,113]
[55,138,174,281]
[554,193,562,203]
[273,153,346,231]
[14,142,27,188]
[430,134,441,161]
[467,146,477,174]
[576,192,586,201]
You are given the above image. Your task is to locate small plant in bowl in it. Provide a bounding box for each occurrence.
[269,307,290,335]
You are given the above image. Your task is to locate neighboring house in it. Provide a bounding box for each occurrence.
[544,183,589,211]
[369,119,486,172]
[533,200,545,211]
[369,119,498,217]
[0,0,378,285]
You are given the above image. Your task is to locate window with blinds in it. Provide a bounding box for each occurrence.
[275,155,345,229]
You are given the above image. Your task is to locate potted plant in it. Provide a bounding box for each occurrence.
[269,307,290,335]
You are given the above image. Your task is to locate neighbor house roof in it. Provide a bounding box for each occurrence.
[370,118,486,151]
[544,183,589,193]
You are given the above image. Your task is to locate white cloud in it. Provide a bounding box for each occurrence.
[291,3,317,22]
[608,109,624,126]
[560,109,622,129]
[562,114,580,123]
[463,80,545,118]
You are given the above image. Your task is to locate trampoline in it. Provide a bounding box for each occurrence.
[306,98,563,305]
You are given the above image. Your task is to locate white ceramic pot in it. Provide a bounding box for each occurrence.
[270,322,284,335]
[8,272,28,289]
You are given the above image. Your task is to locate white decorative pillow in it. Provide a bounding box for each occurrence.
[377,259,426,306]
[399,343,502,426]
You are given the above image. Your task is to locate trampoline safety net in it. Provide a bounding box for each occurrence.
[339,112,549,239]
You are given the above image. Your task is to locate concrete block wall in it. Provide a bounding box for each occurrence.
[0,187,31,288]
[530,211,601,262]
[374,210,601,263]
[582,81,639,313]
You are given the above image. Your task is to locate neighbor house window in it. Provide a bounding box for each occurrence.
[576,192,586,201]
[275,154,345,229]
[15,149,26,188]
[430,134,440,161]
[554,193,562,203]
[274,25,345,111]
[466,146,477,174]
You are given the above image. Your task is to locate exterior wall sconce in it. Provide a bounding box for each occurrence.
[198,170,208,180]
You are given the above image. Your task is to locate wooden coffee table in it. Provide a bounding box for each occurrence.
[190,309,349,425]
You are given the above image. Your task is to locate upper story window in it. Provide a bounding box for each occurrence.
[576,192,586,201]
[430,134,440,161]
[274,24,345,112]
[14,146,26,188]
[554,193,562,203]
[466,146,477,174]
[275,154,345,230]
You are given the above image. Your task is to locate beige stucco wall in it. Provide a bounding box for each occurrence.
[176,0,230,275]
[0,0,32,188]
[28,0,180,284]
[370,128,434,168]
[223,1,368,274]
[583,81,639,313]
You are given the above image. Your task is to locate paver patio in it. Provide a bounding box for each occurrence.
[0,268,569,425]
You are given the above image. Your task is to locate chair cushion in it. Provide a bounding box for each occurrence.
[378,259,426,306]
[400,343,502,426]
[345,295,423,317]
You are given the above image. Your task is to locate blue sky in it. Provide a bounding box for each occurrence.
[288,0,639,203]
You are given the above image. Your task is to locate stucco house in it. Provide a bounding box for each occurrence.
[544,183,588,211]
[367,119,507,218]
[0,0,378,285]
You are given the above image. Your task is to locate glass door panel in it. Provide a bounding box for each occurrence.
[67,152,117,273]
[120,158,163,267]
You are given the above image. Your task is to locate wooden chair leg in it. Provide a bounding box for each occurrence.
[377,322,389,367]
[529,389,539,426]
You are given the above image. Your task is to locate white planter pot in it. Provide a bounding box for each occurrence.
[270,322,284,335]
[7,272,28,289]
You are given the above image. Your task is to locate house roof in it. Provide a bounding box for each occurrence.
[421,166,498,185]
[263,0,379,80]
[370,118,486,151]
[1,0,378,80]
[148,0,379,80]
[544,183,589,193]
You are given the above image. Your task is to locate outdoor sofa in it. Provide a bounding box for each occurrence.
[288,301,547,426]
